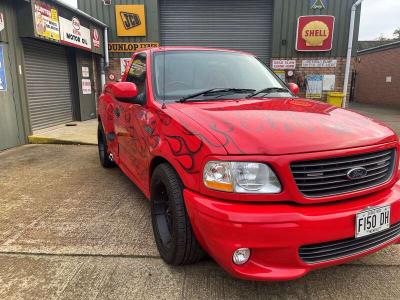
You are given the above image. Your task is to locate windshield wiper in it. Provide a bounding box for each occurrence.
[179,88,255,103]
[245,87,290,99]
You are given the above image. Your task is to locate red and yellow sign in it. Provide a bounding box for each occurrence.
[296,15,335,52]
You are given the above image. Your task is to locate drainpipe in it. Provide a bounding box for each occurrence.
[101,27,110,89]
[342,0,363,108]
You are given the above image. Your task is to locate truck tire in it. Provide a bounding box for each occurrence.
[98,123,115,168]
[150,163,205,265]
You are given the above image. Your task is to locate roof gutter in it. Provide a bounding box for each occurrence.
[358,40,400,54]
[342,0,363,108]
[104,27,109,67]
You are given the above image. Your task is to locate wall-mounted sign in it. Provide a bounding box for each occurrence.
[322,74,335,91]
[59,16,91,50]
[310,0,328,9]
[82,79,92,95]
[296,15,335,52]
[92,28,100,48]
[82,66,89,78]
[108,42,159,53]
[271,59,296,70]
[120,58,131,75]
[274,70,286,83]
[32,0,60,42]
[302,59,337,68]
[0,12,5,33]
[115,5,146,37]
[103,0,112,5]
[306,74,323,98]
[0,46,7,91]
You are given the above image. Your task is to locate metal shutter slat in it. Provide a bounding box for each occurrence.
[159,0,273,62]
[23,39,73,131]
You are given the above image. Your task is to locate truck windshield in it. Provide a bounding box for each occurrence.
[152,50,291,102]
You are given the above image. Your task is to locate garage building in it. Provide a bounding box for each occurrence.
[0,0,106,150]
[79,0,361,101]
[354,41,400,109]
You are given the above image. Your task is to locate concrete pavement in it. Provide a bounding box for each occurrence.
[28,119,98,146]
[349,102,400,136]
[1,144,400,299]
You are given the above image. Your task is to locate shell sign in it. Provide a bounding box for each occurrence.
[296,15,335,51]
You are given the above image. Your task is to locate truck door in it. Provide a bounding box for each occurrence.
[114,52,149,185]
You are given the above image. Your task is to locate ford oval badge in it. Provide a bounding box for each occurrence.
[347,167,368,180]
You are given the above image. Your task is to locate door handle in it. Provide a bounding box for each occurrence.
[114,108,120,118]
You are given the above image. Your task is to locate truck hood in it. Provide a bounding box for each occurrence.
[176,98,397,155]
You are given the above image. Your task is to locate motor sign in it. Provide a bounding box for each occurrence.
[59,16,91,50]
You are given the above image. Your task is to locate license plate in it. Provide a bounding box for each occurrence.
[355,206,391,238]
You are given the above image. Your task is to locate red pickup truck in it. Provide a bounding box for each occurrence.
[98,47,400,281]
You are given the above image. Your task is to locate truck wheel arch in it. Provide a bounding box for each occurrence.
[150,156,172,181]
[149,156,186,190]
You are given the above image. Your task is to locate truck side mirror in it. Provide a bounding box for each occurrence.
[107,82,143,104]
[287,83,299,96]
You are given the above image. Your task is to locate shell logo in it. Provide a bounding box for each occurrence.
[302,21,329,46]
[93,29,99,41]
[296,15,335,51]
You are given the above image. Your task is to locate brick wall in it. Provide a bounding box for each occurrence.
[106,58,125,83]
[354,47,400,108]
[270,57,355,101]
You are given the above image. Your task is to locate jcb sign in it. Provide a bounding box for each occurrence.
[116,5,146,36]
[120,12,141,30]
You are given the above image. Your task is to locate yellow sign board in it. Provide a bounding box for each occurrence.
[108,42,159,53]
[115,5,146,37]
[33,0,60,42]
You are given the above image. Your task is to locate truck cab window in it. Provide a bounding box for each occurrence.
[126,53,147,99]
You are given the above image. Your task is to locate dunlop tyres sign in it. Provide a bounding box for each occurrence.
[108,42,159,53]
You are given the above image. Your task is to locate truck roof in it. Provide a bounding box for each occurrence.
[149,46,253,56]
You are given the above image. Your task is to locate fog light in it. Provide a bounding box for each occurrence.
[232,248,251,265]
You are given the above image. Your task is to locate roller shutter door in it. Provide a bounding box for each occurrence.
[159,0,273,62]
[23,39,73,131]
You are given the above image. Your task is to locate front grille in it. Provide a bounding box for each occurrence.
[291,149,396,198]
[299,222,400,264]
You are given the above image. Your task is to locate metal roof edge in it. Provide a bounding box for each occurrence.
[49,0,108,28]
[358,40,400,55]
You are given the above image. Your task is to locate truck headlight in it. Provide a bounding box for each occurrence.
[203,161,281,194]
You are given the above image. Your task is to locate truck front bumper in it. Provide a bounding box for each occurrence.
[184,182,400,281]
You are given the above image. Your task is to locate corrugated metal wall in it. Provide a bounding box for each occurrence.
[77,0,160,58]
[77,0,361,59]
[23,39,73,131]
[272,0,361,58]
[159,0,273,62]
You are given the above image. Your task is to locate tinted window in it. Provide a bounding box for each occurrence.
[152,51,289,101]
[126,53,147,98]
